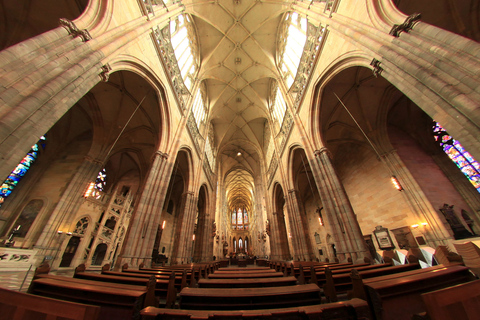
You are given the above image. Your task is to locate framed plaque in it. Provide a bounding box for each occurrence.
[373,226,395,250]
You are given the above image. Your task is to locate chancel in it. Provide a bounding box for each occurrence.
[0,0,480,319]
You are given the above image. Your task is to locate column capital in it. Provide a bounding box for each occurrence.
[153,150,168,161]
[59,18,92,42]
[314,147,331,158]
[84,155,103,165]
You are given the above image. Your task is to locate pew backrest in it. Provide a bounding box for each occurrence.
[0,287,100,320]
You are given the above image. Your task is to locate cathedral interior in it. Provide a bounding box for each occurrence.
[0,0,479,276]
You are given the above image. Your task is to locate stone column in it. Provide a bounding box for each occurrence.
[169,191,197,264]
[118,151,170,267]
[313,148,369,262]
[285,189,313,261]
[34,155,104,267]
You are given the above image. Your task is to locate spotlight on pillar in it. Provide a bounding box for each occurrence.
[162,220,166,229]
[391,176,403,191]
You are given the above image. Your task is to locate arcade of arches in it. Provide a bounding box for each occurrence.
[0,0,479,271]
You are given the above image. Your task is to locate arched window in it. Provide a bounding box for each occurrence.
[170,14,198,92]
[84,168,107,199]
[271,86,287,127]
[238,238,243,250]
[191,88,207,128]
[73,217,89,235]
[232,209,236,228]
[0,136,46,208]
[433,122,480,193]
[278,12,307,88]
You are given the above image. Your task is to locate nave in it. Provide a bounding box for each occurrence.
[2,244,480,320]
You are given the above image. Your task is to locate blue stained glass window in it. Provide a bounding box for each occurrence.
[433,123,480,193]
[0,136,46,208]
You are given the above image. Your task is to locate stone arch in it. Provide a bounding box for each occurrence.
[309,54,373,149]
[193,184,210,262]
[272,182,290,260]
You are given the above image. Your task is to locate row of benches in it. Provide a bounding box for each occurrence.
[2,258,479,320]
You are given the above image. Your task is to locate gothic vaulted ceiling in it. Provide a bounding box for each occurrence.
[185,0,288,211]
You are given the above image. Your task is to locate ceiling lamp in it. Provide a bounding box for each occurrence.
[237,152,242,156]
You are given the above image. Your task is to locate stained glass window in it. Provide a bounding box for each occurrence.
[232,210,236,225]
[433,122,480,193]
[237,208,243,225]
[243,209,249,224]
[85,169,107,199]
[0,136,46,208]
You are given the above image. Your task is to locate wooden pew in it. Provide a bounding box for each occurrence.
[420,279,480,320]
[216,267,273,272]
[197,276,298,288]
[322,263,421,302]
[28,277,147,320]
[311,263,393,289]
[0,286,100,320]
[179,283,322,310]
[141,298,371,320]
[213,268,276,274]
[207,271,284,279]
[102,268,189,292]
[454,241,480,277]
[363,265,474,320]
[350,264,464,301]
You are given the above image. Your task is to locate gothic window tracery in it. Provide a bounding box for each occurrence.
[74,217,90,235]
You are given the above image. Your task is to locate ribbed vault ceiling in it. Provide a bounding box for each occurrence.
[186,0,288,217]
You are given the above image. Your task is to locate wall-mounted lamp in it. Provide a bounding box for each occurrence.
[391,176,403,191]
[411,222,428,229]
[57,230,63,235]
[192,234,195,241]
[162,220,166,229]
[318,217,323,226]
[57,231,72,236]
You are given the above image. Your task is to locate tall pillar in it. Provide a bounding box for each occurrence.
[118,151,170,267]
[34,155,104,266]
[170,191,197,265]
[286,189,313,261]
[313,148,369,262]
